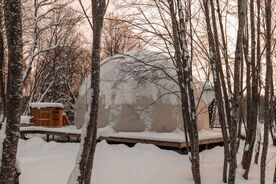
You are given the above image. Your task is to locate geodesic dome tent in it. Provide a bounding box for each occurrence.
[74,50,213,132]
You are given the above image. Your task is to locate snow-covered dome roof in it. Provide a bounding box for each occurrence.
[79,50,181,107]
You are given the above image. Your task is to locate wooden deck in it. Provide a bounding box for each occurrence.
[20,127,224,148]
[98,136,224,148]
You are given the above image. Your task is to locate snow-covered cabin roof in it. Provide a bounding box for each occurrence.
[30,102,64,109]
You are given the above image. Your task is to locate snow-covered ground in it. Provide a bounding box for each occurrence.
[18,136,275,184]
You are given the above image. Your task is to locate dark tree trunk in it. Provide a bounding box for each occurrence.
[260,0,272,183]
[67,0,106,184]
[168,0,201,183]
[83,1,106,182]
[242,0,258,178]
[243,8,252,154]
[202,0,229,182]
[269,74,275,145]
[215,0,232,95]
[0,0,23,183]
[228,0,247,183]
[254,0,262,165]
[0,2,5,123]
[209,1,232,181]
[254,124,261,164]
[211,0,232,133]
[274,164,276,184]
[237,28,245,154]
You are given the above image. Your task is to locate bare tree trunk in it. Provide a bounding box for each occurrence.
[243,10,252,164]
[242,0,258,178]
[254,123,261,164]
[228,0,247,183]
[202,0,229,182]
[237,30,245,154]
[254,0,262,164]
[215,0,232,95]
[274,164,276,184]
[0,1,5,123]
[236,108,243,153]
[269,75,275,145]
[0,0,23,183]
[168,0,201,183]
[210,0,232,133]
[260,0,272,183]
[67,0,106,184]
[82,1,106,182]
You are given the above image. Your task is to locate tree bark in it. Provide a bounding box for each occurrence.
[0,1,5,123]
[274,164,276,184]
[67,1,106,184]
[168,0,201,183]
[0,0,23,183]
[215,0,232,95]
[260,0,272,183]
[254,0,262,165]
[242,0,258,178]
[254,123,261,164]
[228,0,247,183]
[82,1,106,182]
[202,0,229,182]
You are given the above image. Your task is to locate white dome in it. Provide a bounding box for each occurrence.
[75,50,210,132]
[80,50,180,107]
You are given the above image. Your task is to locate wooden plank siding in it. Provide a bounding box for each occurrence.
[30,107,65,127]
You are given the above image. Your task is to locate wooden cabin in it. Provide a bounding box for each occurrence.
[30,102,69,127]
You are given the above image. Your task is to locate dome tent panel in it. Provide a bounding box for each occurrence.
[151,102,181,132]
[113,104,146,132]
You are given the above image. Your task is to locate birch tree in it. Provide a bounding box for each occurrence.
[0,0,23,183]
[202,0,230,182]
[68,0,107,183]
[241,0,260,178]
[168,0,201,183]
[228,0,247,183]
